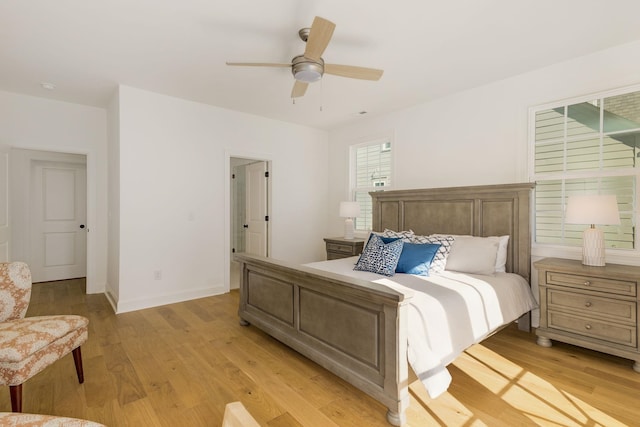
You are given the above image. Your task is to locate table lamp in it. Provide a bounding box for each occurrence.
[339,201,361,239]
[565,194,620,266]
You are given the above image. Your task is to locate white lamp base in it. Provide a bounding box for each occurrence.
[344,218,354,239]
[582,226,606,266]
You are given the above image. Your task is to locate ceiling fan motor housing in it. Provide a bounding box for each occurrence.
[292,55,324,82]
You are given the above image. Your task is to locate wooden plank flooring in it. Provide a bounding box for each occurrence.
[4,278,639,426]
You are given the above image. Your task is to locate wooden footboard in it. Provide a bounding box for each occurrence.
[235,253,412,426]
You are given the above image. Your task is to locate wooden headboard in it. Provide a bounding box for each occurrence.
[371,183,535,281]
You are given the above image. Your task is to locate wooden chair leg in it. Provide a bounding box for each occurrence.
[9,384,22,412]
[72,347,84,384]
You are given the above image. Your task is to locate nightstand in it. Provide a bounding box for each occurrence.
[534,257,640,372]
[324,237,365,260]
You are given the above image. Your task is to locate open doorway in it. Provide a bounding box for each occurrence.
[229,157,270,289]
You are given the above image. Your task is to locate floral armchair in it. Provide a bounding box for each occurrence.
[0,262,89,412]
[0,412,105,426]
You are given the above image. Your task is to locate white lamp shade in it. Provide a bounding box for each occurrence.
[565,195,620,225]
[339,201,360,240]
[565,194,620,267]
[339,201,361,218]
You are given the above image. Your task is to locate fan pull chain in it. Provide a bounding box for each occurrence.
[319,79,323,111]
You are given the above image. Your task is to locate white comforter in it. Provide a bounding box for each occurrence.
[305,256,538,398]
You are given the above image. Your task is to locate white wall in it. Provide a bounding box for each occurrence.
[114,85,328,312]
[0,146,8,262]
[328,40,640,242]
[328,40,640,327]
[7,39,639,314]
[0,90,108,293]
[106,89,121,305]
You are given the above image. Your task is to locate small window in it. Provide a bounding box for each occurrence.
[350,138,393,231]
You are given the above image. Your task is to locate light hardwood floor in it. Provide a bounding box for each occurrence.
[3,278,639,426]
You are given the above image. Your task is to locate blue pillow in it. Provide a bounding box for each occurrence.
[395,243,441,276]
[354,234,404,276]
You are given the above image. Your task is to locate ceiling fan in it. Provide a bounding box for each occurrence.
[226,16,384,98]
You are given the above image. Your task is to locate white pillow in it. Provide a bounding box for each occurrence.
[494,235,510,273]
[433,234,509,273]
[442,235,500,275]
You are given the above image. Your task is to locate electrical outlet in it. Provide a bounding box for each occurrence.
[154,270,162,280]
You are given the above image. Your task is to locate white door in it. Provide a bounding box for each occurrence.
[29,161,87,282]
[245,161,268,256]
[0,146,9,262]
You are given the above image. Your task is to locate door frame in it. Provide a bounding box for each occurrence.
[9,147,96,293]
[225,150,272,292]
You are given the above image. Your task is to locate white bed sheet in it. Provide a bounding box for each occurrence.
[305,256,538,398]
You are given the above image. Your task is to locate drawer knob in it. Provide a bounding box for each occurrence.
[583,281,591,286]
[585,301,592,308]
[585,324,592,330]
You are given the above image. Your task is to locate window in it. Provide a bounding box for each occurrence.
[350,138,393,231]
[531,88,640,249]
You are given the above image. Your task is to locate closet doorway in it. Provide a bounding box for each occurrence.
[230,157,270,289]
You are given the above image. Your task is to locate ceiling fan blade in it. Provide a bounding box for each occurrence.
[324,64,384,81]
[291,80,308,98]
[304,16,335,61]
[226,62,291,67]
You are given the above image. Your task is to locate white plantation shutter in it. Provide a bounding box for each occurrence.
[351,140,392,231]
[532,89,640,249]
[535,178,634,249]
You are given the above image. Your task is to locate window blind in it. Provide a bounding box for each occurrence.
[532,89,639,249]
[351,141,392,231]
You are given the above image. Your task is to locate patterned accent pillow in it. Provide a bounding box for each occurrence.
[354,234,404,276]
[365,233,400,246]
[378,229,414,242]
[410,235,455,274]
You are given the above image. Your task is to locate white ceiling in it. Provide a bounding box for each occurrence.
[3,0,640,130]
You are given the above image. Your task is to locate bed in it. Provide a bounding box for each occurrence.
[234,183,536,425]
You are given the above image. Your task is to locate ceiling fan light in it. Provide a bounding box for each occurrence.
[294,69,322,83]
[291,55,324,83]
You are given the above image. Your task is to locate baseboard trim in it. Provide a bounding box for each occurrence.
[115,284,227,314]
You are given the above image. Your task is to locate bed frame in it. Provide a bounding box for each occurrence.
[235,183,535,425]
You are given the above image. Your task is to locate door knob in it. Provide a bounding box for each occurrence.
[79,224,85,229]
[243,224,249,228]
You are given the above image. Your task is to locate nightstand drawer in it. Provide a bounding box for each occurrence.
[548,311,637,348]
[547,289,637,324]
[324,237,365,260]
[546,271,637,297]
[327,243,355,254]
